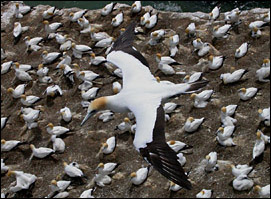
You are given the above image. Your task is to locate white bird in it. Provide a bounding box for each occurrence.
[252,131,265,160]
[1,139,23,152]
[116,117,131,132]
[53,191,69,198]
[60,107,72,123]
[169,46,178,57]
[130,167,149,185]
[37,64,49,77]
[216,136,236,147]
[51,135,65,153]
[63,162,85,178]
[43,20,63,38]
[196,189,213,198]
[216,126,235,141]
[94,174,111,187]
[98,111,114,123]
[1,159,9,174]
[263,11,270,23]
[221,114,237,128]
[100,136,116,155]
[257,129,270,144]
[145,13,158,29]
[184,117,204,133]
[42,6,56,19]
[112,81,122,94]
[258,107,270,126]
[221,105,238,117]
[77,16,89,29]
[112,12,123,27]
[230,164,253,178]
[190,90,213,108]
[140,11,151,26]
[80,188,95,198]
[55,33,68,45]
[212,24,231,39]
[90,28,111,42]
[113,68,123,78]
[39,76,53,84]
[13,62,32,72]
[209,6,220,21]
[233,174,254,191]
[208,55,225,70]
[72,43,92,59]
[1,117,9,130]
[158,63,175,75]
[80,23,209,189]
[254,184,270,198]
[97,162,118,176]
[1,61,13,75]
[42,51,61,65]
[238,87,258,101]
[81,87,99,101]
[177,152,186,166]
[46,123,70,136]
[183,72,203,83]
[205,152,218,172]
[101,2,116,16]
[20,107,41,128]
[131,1,141,13]
[78,80,93,91]
[256,65,270,82]
[29,144,54,160]
[59,64,75,83]
[156,53,182,65]
[167,140,190,153]
[7,84,26,99]
[15,68,32,81]
[56,52,72,69]
[249,21,269,29]
[169,181,182,192]
[150,29,165,41]
[185,23,196,37]
[43,85,63,97]
[20,94,40,106]
[235,42,249,59]
[163,102,180,114]
[224,8,241,24]
[198,43,210,57]
[95,37,114,48]
[192,38,204,50]
[78,71,99,82]
[15,3,31,16]
[251,27,261,38]
[7,170,37,192]
[220,68,248,84]
[90,53,106,66]
[69,9,87,22]
[24,36,43,52]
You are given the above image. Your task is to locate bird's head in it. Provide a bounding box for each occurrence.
[190,93,197,99]
[256,131,261,139]
[51,179,57,185]
[196,38,201,42]
[221,107,227,113]
[30,144,35,150]
[81,97,107,126]
[90,53,96,59]
[124,117,130,123]
[218,127,224,133]
[72,63,80,70]
[20,94,27,100]
[253,185,262,192]
[1,139,6,145]
[71,43,76,48]
[205,155,210,160]
[145,20,150,25]
[188,117,194,122]
[48,12,54,16]
[208,55,214,61]
[6,170,15,177]
[24,36,31,41]
[130,172,137,178]
[155,76,160,83]
[69,12,74,17]
[185,28,189,34]
[47,123,54,129]
[14,62,20,68]
[200,190,205,195]
[42,50,48,56]
[258,109,263,114]
[263,13,269,18]
[7,88,14,93]
[156,53,162,59]
[263,58,270,64]
[132,3,136,8]
[43,20,49,25]
[78,18,84,22]
[169,140,175,145]
[59,64,66,70]
[112,18,116,22]
[15,3,19,8]
[38,64,44,69]
[140,16,144,22]
[63,162,68,167]
[239,88,246,94]
[152,32,158,37]
[184,75,190,81]
[252,27,258,32]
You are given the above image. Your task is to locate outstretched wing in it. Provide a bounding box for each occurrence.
[130,100,192,190]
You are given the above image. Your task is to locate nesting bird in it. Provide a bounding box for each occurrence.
[258,107,270,126]
[111,12,124,27]
[63,162,85,178]
[184,117,204,133]
[14,3,31,19]
[254,184,270,198]
[90,53,106,66]
[51,135,65,153]
[167,140,190,153]
[81,87,99,101]
[41,51,62,65]
[190,90,213,108]
[233,174,254,191]
[101,2,116,16]
[29,144,55,160]
[43,84,63,98]
[208,55,226,70]
[7,84,26,99]
[71,43,92,58]
[205,152,218,172]
[7,170,37,192]
[69,9,87,22]
[212,24,232,39]
[209,6,220,21]
[185,23,196,37]
[60,107,72,123]
[130,167,149,185]
[131,1,142,14]
[1,61,13,75]
[1,139,24,152]
[20,94,40,106]
[196,189,213,198]
[43,20,63,39]
[100,136,116,155]
[220,68,248,84]
[97,162,118,176]
[252,131,265,161]
[230,164,253,178]
[238,87,258,101]
[145,13,158,29]
[46,123,70,137]
[183,72,203,83]
[235,42,250,59]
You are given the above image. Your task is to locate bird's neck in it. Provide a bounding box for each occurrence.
[105,95,129,113]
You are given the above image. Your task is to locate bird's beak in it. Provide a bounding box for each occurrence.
[81,110,97,126]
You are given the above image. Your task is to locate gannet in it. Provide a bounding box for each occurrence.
[196,189,213,198]
[208,55,225,70]
[216,126,235,141]
[51,135,65,153]
[192,38,204,50]
[257,129,270,144]
[69,9,87,22]
[37,64,49,77]
[55,33,68,44]
[163,102,180,114]
[7,170,37,192]
[205,152,218,172]
[63,162,85,178]
[43,85,63,97]
[258,108,270,126]
[42,6,56,19]
[15,69,32,81]
[1,159,9,174]
[263,11,270,22]
[80,22,209,189]
[72,43,92,58]
[77,16,90,29]
[24,36,43,52]
[29,144,55,160]
[39,76,53,84]
[98,111,114,122]
[145,13,158,29]
[20,94,40,106]
[140,11,151,26]
[254,184,270,198]
[112,12,123,27]
[100,136,116,155]
[94,173,111,187]
[53,191,69,198]
[78,71,99,82]
[43,20,63,38]
[113,68,123,78]
[89,53,106,66]
[13,22,23,45]
[101,2,116,16]
[220,68,248,84]
[7,84,26,99]
[230,164,253,177]
[42,51,61,65]
[95,37,114,48]
[177,152,186,166]
[13,62,32,72]
[249,21,269,30]
[56,52,72,69]
[131,1,142,13]
[209,6,220,21]
[60,107,72,123]
[81,87,99,101]
[1,48,6,60]
[183,72,203,83]
[169,46,178,57]
[191,90,213,108]
[252,131,265,160]
[1,61,13,75]
[78,80,93,91]
[90,28,111,42]
[112,81,122,94]
[169,181,182,192]
[46,123,70,136]
[116,117,132,132]
[185,23,196,37]
[256,65,270,82]
[80,188,95,198]
[1,139,25,152]
[130,167,149,185]
[198,43,210,57]
[235,42,249,59]
[20,107,42,128]
[1,117,9,130]
[233,174,254,191]
[59,64,75,83]
[158,63,175,75]
[167,140,190,153]
[156,53,182,65]
[224,8,241,24]
[238,87,258,101]
[212,24,232,39]
[97,162,118,175]
[221,105,238,117]
[184,117,204,133]
[251,27,261,38]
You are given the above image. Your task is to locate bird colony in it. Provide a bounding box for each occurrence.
[1,1,270,198]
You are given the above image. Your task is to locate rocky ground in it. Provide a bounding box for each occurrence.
[1,1,270,198]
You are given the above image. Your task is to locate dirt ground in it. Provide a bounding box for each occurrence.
[1,2,270,198]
